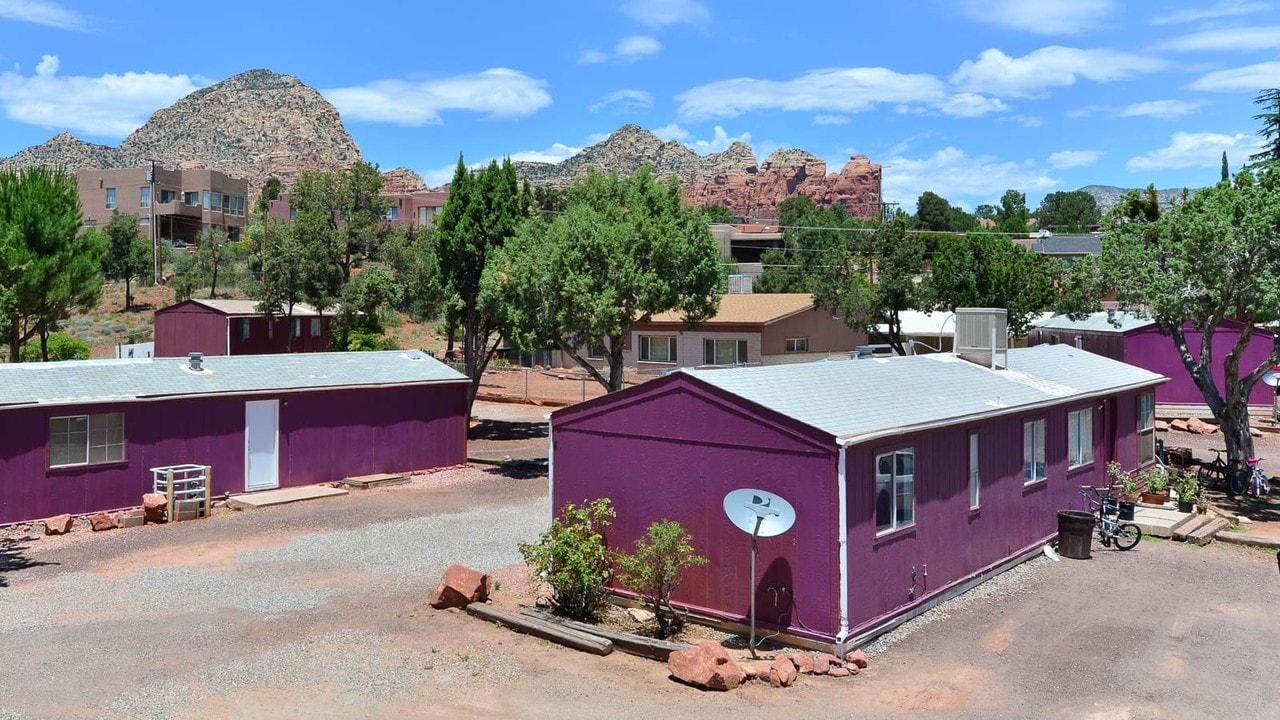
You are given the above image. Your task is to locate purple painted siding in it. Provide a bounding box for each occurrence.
[553,371,1159,646]
[0,383,467,525]
[155,303,228,357]
[553,377,843,640]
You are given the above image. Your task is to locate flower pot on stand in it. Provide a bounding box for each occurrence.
[1141,491,1170,505]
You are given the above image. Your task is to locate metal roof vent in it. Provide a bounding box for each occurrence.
[188,352,204,372]
[954,308,1008,369]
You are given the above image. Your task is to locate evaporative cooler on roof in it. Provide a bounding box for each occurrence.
[954,308,1008,369]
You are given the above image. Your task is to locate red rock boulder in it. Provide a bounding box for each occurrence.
[667,641,745,691]
[90,513,116,532]
[142,493,168,524]
[44,514,73,535]
[769,656,798,687]
[845,649,869,669]
[1186,418,1218,435]
[428,564,491,609]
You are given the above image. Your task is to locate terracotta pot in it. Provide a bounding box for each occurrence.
[1122,493,1141,503]
[1141,491,1169,505]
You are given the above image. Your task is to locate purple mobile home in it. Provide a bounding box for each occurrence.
[1028,312,1276,408]
[550,345,1164,653]
[0,351,467,526]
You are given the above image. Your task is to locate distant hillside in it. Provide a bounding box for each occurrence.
[1077,184,1195,214]
[0,69,361,198]
[515,124,883,220]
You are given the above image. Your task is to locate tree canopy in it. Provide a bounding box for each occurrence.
[931,232,1062,336]
[1249,88,1280,167]
[915,191,978,233]
[290,161,393,283]
[494,167,723,391]
[101,212,152,310]
[1035,191,1101,232]
[994,189,1030,236]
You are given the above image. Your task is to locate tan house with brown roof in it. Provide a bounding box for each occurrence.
[563,293,868,370]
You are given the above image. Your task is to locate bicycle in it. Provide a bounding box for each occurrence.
[1245,457,1272,498]
[1079,484,1142,550]
[1197,448,1250,496]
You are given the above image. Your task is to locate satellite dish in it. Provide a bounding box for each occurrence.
[1263,365,1280,387]
[723,489,796,538]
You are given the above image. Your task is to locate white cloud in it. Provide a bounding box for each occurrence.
[883,146,1058,210]
[1150,1,1273,25]
[677,67,946,121]
[620,0,709,28]
[324,69,551,125]
[0,0,86,31]
[1008,115,1044,127]
[652,123,690,141]
[1189,61,1280,90]
[1161,25,1280,52]
[588,89,652,113]
[1120,99,1207,118]
[419,162,466,188]
[813,114,850,125]
[935,92,1009,117]
[509,142,582,164]
[579,35,662,64]
[1048,149,1103,168]
[951,46,1165,97]
[958,0,1115,35]
[0,55,200,138]
[1127,131,1260,171]
[686,126,751,154]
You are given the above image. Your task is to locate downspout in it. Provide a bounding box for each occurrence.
[545,413,554,525]
[835,439,850,648]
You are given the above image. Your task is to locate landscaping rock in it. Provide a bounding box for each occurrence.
[1155,419,1170,432]
[830,666,851,678]
[142,493,168,524]
[813,652,842,675]
[90,513,116,532]
[667,641,745,691]
[44,514,73,535]
[769,656,797,687]
[739,659,773,679]
[1170,419,1190,432]
[845,649,869,669]
[1186,417,1219,435]
[627,607,655,623]
[790,652,813,674]
[428,564,491,609]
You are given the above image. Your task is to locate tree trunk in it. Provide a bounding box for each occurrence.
[124,277,133,311]
[209,262,219,299]
[8,321,19,363]
[39,324,49,361]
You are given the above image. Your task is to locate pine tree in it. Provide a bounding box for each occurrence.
[1222,151,1230,184]
[1249,88,1280,166]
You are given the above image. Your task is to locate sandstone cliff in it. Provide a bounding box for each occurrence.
[514,124,882,219]
[1,69,361,198]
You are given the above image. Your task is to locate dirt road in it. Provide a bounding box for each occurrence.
[2,466,1277,719]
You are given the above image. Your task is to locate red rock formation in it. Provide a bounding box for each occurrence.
[686,154,883,221]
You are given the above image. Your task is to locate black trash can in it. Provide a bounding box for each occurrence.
[1118,501,1136,521]
[1057,510,1095,560]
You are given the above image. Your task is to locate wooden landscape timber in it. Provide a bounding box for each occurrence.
[465,603,614,656]
[520,606,694,661]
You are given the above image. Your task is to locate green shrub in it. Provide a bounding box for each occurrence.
[20,333,91,362]
[519,498,616,621]
[616,520,707,638]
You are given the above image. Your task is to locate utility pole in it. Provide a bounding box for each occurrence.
[149,160,159,284]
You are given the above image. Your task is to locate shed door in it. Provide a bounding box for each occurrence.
[244,400,279,491]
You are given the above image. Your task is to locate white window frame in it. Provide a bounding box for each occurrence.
[639,335,677,363]
[291,317,302,338]
[969,432,980,509]
[310,318,322,337]
[1067,408,1094,468]
[237,317,251,340]
[703,338,748,366]
[1023,418,1047,484]
[1138,392,1155,465]
[587,342,605,359]
[105,187,116,210]
[785,337,809,353]
[875,448,915,534]
[139,186,150,208]
[49,413,124,467]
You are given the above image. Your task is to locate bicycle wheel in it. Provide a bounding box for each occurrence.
[1198,463,1222,490]
[1227,469,1249,497]
[1113,523,1142,551]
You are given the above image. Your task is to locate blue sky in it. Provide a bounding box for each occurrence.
[1,0,1278,211]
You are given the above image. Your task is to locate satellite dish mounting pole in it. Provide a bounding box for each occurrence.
[749,514,763,660]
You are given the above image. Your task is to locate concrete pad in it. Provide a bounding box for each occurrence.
[227,485,349,510]
[1131,506,1196,538]
[1216,531,1280,549]
[344,473,409,490]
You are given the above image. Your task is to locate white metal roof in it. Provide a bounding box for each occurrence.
[875,311,955,337]
[1032,312,1155,333]
[0,351,466,408]
[682,344,1165,443]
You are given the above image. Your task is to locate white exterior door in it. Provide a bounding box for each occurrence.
[244,400,279,491]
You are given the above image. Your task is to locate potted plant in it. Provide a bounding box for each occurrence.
[1106,461,1140,520]
[1172,469,1198,513]
[1140,466,1170,505]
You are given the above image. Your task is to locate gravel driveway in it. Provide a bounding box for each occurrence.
[2,465,1277,719]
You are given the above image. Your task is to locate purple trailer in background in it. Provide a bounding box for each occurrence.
[551,345,1165,653]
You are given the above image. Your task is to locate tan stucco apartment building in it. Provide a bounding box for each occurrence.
[77,166,249,244]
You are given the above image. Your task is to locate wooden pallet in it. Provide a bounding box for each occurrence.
[343,473,409,490]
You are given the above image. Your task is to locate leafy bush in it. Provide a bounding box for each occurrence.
[616,519,707,638]
[20,333,91,362]
[519,498,616,621]
[339,329,399,352]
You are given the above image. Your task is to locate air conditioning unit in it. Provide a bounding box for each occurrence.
[954,308,1008,369]
[727,275,753,294]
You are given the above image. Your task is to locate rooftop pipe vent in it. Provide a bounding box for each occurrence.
[188,352,204,372]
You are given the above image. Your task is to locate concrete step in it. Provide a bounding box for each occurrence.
[1131,506,1197,539]
[344,473,409,490]
[1186,517,1231,546]
[227,485,349,510]
[1172,514,1215,542]
[1216,531,1280,549]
